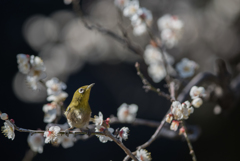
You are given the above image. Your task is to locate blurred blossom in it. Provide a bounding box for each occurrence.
[147,64,166,83]
[157,14,184,48]
[190,86,206,99]
[192,98,203,108]
[176,58,198,78]
[23,16,59,51]
[117,103,138,123]
[63,0,72,5]
[27,133,44,153]
[46,77,66,96]
[123,0,139,18]
[170,120,179,131]
[17,54,30,74]
[114,0,130,9]
[42,103,61,123]
[59,134,76,149]
[132,23,147,36]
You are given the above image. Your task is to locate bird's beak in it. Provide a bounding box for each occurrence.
[87,83,95,90]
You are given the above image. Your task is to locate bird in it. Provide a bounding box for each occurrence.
[64,83,95,134]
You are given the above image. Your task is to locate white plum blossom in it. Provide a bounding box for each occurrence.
[171,101,194,120]
[117,103,138,123]
[181,101,194,119]
[26,76,39,90]
[47,91,68,103]
[46,77,67,96]
[131,7,153,26]
[1,120,15,140]
[117,127,129,142]
[136,149,152,161]
[94,112,103,126]
[192,98,203,108]
[132,23,147,36]
[157,14,183,31]
[44,126,61,143]
[17,54,30,74]
[59,134,75,149]
[123,0,139,18]
[114,0,130,9]
[176,58,198,78]
[161,29,180,48]
[95,125,114,143]
[43,103,61,123]
[148,64,166,83]
[171,101,183,120]
[27,133,44,153]
[165,114,173,123]
[170,120,179,131]
[190,86,206,99]
[30,55,46,71]
[157,14,184,48]
[1,113,8,120]
[144,44,174,65]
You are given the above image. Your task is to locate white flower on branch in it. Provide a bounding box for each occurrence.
[170,120,179,131]
[135,149,152,161]
[95,125,114,143]
[43,102,61,123]
[176,58,198,78]
[46,77,67,96]
[144,44,174,65]
[1,113,8,120]
[27,133,44,153]
[181,101,194,119]
[131,7,153,27]
[171,101,183,120]
[44,126,61,144]
[47,91,68,103]
[93,111,103,126]
[114,0,130,9]
[157,14,184,48]
[166,114,173,123]
[148,64,166,83]
[1,120,15,140]
[171,101,194,120]
[157,14,183,31]
[192,98,203,108]
[117,103,138,123]
[59,134,76,149]
[132,22,147,36]
[30,55,46,71]
[190,86,206,99]
[17,54,30,74]
[123,0,139,18]
[26,76,40,90]
[117,127,129,142]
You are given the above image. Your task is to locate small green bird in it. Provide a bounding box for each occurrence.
[64,83,94,131]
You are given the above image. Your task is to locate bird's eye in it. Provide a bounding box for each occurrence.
[79,88,84,93]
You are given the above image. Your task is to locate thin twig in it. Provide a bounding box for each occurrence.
[182,123,197,161]
[72,0,144,57]
[135,62,174,101]
[104,129,138,161]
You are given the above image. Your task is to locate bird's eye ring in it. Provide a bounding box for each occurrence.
[79,88,84,93]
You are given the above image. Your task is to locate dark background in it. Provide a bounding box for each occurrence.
[1,0,240,161]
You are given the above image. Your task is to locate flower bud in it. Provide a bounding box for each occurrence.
[170,120,179,131]
[192,98,203,108]
[179,127,185,135]
[1,113,8,120]
[166,114,173,123]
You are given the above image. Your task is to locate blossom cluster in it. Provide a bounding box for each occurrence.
[166,86,206,131]
[43,77,68,123]
[115,0,152,36]
[17,54,46,90]
[157,14,184,48]
[144,42,175,83]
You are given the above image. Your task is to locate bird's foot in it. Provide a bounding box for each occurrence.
[64,127,73,137]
